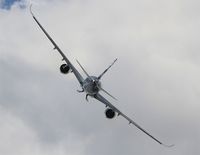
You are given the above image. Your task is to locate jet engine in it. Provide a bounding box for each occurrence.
[60,64,70,74]
[105,108,115,119]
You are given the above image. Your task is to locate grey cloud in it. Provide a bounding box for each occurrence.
[1,0,200,155]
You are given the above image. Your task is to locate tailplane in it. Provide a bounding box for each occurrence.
[76,59,90,78]
[99,87,117,101]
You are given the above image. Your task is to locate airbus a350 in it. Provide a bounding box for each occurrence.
[30,5,173,147]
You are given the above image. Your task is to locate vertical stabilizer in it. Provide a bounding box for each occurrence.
[98,58,117,80]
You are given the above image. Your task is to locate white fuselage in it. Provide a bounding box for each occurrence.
[82,76,101,95]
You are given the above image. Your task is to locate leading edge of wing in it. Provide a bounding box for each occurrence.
[94,93,174,147]
[30,5,84,85]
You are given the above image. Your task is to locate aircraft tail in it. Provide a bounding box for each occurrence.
[76,59,90,78]
[98,58,117,80]
[99,87,117,100]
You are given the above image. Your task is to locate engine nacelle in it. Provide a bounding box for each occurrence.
[60,64,70,74]
[105,108,115,119]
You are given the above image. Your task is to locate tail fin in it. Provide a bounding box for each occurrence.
[98,58,117,80]
[76,59,90,78]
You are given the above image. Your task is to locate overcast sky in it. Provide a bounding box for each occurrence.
[0,0,200,154]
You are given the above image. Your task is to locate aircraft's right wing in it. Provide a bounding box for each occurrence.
[94,93,174,147]
[30,6,84,86]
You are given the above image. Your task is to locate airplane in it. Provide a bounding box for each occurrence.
[30,5,174,147]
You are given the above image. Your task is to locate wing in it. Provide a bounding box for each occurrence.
[94,93,174,147]
[30,6,84,85]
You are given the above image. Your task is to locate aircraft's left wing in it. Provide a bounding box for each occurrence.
[94,93,174,147]
[30,6,84,85]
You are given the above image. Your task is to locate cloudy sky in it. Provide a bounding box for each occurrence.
[1,0,200,154]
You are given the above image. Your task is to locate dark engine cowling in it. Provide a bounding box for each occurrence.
[60,64,70,74]
[105,108,115,119]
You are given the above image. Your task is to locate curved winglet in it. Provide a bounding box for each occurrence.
[162,143,175,148]
[29,4,34,16]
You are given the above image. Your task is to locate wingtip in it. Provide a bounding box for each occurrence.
[29,4,34,16]
[161,143,175,148]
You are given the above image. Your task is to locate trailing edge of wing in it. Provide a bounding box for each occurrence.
[94,93,174,147]
[30,5,84,85]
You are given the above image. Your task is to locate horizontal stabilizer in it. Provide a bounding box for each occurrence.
[99,87,117,101]
[76,59,90,78]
